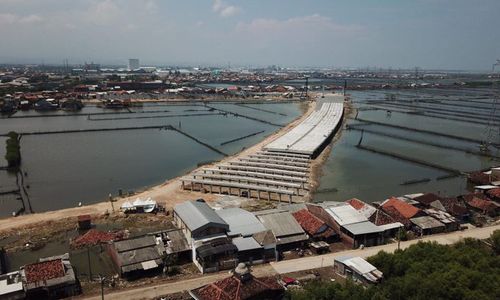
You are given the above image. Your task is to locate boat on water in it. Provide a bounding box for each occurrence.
[121,197,157,213]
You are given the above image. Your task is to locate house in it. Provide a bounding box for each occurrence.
[413,193,443,208]
[291,209,337,242]
[21,253,80,299]
[251,230,278,262]
[189,263,284,300]
[161,229,192,263]
[310,203,384,248]
[346,198,376,219]
[334,256,383,286]
[440,197,470,222]
[194,236,238,273]
[107,235,165,278]
[463,195,500,217]
[424,208,459,232]
[0,271,24,300]
[216,208,266,238]
[368,210,403,238]
[410,216,446,235]
[174,199,229,242]
[216,208,276,264]
[254,209,308,251]
[380,197,423,228]
[34,99,58,111]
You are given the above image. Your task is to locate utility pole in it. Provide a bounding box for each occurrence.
[99,274,105,300]
[87,247,92,281]
[397,226,401,251]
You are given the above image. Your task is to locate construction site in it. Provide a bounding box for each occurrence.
[180,94,344,203]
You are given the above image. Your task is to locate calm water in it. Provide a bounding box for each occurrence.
[315,88,499,203]
[0,102,303,217]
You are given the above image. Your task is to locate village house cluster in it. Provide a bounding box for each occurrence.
[2,175,499,299]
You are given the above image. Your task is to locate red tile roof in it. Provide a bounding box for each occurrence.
[292,209,327,236]
[468,171,490,185]
[382,197,421,219]
[71,229,125,249]
[440,197,468,217]
[487,188,500,199]
[193,275,283,300]
[462,193,490,202]
[369,209,396,226]
[465,196,500,213]
[346,198,365,210]
[381,206,412,227]
[24,259,65,284]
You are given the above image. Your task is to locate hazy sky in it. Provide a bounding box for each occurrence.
[0,0,499,70]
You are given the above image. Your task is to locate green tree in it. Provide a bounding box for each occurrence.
[491,229,500,255]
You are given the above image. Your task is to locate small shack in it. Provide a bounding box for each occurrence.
[77,215,91,230]
[194,237,238,273]
[254,209,308,251]
[334,256,383,286]
[410,216,446,235]
[107,235,165,278]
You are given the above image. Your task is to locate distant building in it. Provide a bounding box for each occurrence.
[334,256,383,286]
[128,58,140,71]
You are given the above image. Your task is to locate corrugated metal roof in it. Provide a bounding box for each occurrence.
[216,208,266,237]
[377,222,404,231]
[345,256,377,274]
[256,211,306,238]
[343,221,384,235]
[275,233,309,245]
[232,237,262,251]
[326,204,368,226]
[114,235,156,253]
[410,216,445,229]
[174,200,228,232]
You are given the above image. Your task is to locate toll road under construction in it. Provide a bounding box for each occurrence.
[264,95,344,157]
[181,94,345,203]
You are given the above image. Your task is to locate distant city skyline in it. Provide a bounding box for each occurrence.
[0,0,499,70]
